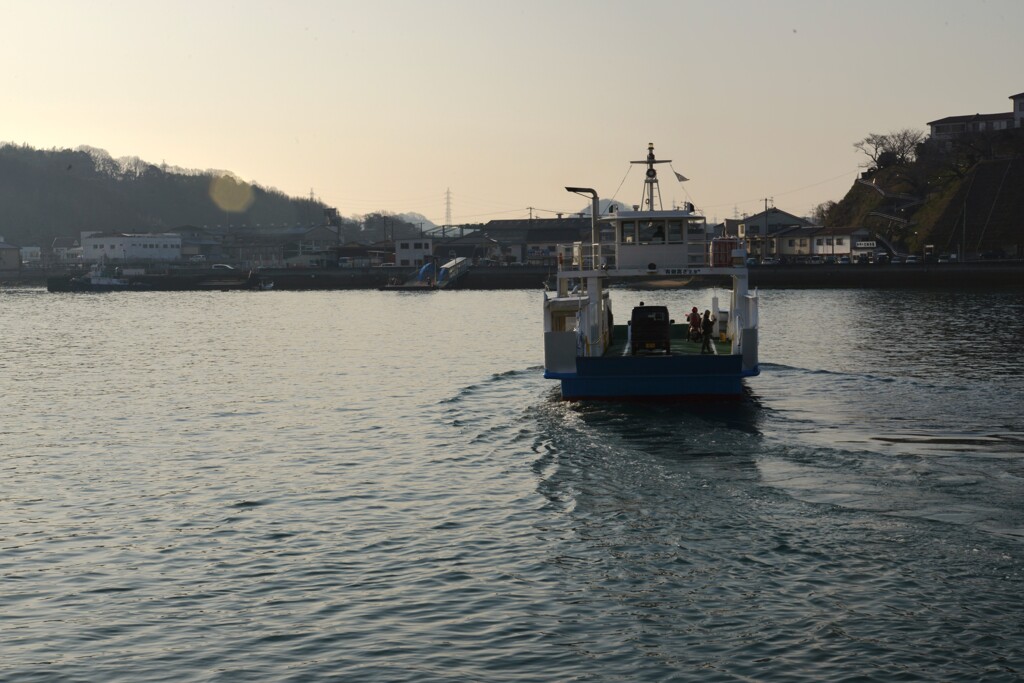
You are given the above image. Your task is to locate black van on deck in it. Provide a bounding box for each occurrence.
[630,305,672,355]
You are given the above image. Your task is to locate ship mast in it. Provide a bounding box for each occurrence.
[631,142,671,211]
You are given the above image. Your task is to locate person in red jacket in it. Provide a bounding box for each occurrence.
[687,306,701,341]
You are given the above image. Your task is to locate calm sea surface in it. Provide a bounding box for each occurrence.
[2,286,1023,682]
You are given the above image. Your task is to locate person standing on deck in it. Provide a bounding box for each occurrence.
[701,310,716,354]
[688,306,701,341]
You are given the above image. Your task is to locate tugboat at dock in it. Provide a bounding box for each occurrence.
[542,143,760,400]
[65,262,148,292]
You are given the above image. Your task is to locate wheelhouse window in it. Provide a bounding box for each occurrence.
[639,220,666,244]
[620,221,636,244]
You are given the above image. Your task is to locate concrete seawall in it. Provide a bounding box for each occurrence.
[744,262,1024,289]
[21,262,1024,291]
[228,263,1024,290]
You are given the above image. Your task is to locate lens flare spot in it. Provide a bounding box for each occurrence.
[210,175,255,213]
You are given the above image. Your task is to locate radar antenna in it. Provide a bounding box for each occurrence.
[630,142,671,211]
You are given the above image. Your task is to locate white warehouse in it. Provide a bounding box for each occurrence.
[81,232,182,262]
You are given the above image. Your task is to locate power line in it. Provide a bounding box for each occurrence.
[702,167,859,210]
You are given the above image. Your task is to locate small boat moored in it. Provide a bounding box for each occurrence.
[542,143,760,400]
[381,256,470,291]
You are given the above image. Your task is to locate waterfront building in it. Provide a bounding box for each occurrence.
[51,237,81,263]
[771,225,872,261]
[395,237,433,267]
[20,245,42,265]
[81,232,182,263]
[725,209,813,260]
[0,240,21,274]
[927,91,1024,146]
[460,217,591,265]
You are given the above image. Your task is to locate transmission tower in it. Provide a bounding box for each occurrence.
[445,188,452,238]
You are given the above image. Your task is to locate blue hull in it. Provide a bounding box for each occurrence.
[545,353,758,401]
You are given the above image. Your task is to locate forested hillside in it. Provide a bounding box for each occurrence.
[0,144,328,247]
[820,128,1024,255]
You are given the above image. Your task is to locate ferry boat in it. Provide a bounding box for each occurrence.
[542,143,760,400]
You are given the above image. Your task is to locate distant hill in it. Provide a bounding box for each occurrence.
[824,130,1024,256]
[0,144,331,247]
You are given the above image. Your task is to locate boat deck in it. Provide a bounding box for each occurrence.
[605,324,726,357]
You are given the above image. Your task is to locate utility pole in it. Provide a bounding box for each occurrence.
[762,197,773,259]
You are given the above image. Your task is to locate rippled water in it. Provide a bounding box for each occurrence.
[2,286,1023,681]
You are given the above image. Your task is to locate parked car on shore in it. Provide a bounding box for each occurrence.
[904,255,920,264]
[838,256,851,265]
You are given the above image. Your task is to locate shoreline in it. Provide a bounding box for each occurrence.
[11,261,1024,291]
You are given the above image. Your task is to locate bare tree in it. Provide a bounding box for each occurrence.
[853,133,889,167]
[888,128,926,165]
[854,129,926,168]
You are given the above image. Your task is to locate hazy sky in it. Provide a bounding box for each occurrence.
[3,0,1021,226]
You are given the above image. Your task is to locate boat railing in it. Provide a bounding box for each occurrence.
[554,238,761,275]
[554,238,754,274]
[556,242,640,273]
[575,241,605,270]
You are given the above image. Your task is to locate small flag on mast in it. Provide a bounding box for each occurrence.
[674,171,688,183]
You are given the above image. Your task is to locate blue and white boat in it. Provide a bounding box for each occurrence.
[542,143,760,400]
